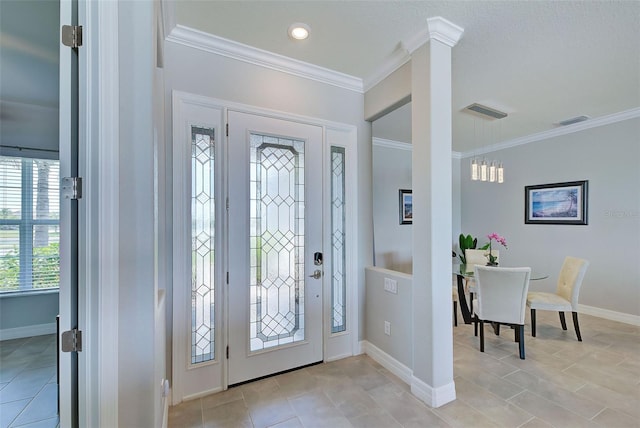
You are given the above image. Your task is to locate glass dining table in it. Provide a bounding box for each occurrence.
[453,264,548,324]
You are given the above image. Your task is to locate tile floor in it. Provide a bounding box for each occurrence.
[169,311,640,428]
[0,334,59,428]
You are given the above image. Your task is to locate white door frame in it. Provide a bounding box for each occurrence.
[171,91,360,403]
[73,0,120,426]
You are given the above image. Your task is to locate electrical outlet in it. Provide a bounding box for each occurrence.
[384,321,391,336]
[384,278,398,294]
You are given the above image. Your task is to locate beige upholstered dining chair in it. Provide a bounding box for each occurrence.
[473,266,531,359]
[526,256,589,341]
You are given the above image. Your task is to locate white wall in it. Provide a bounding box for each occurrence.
[0,0,59,158]
[0,0,60,339]
[371,141,463,272]
[461,117,640,317]
[0,293,58,339]
[117,1,157,426]
[372,142,413,273]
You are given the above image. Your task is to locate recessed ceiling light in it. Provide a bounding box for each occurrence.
[288,23,310,40]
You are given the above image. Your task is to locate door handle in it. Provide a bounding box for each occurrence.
[308,270,322,279]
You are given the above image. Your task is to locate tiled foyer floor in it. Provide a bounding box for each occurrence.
[169,311,640,428]
[0,334,58,428]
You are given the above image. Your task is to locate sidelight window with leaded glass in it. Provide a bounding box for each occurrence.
[191,126,216,364]
[331,147,346,333]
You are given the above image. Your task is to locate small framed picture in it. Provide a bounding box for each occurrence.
[525,180,588,225]
[399,189,412,225]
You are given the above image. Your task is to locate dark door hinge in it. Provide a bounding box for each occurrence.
[61,25,83,48]
[226,345,229,359]
[226,123,229,137]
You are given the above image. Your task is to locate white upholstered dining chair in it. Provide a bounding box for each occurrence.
[473,266,531,359]
[526,256,589,341]
[465,249,499,313]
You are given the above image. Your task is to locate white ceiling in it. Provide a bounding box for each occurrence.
[173,0,640,153]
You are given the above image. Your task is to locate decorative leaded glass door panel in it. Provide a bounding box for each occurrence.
[228,111,323,385]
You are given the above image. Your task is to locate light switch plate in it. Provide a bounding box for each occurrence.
[384,278,398,294]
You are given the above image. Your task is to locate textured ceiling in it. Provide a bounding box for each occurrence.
[174,0,640,153]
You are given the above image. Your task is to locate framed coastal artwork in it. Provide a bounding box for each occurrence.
[398,189,412,225]
[525,180,588,225]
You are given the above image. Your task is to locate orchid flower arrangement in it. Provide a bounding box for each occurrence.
[486,233,507,266]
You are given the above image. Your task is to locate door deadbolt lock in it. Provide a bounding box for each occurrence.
[314,252,323,266]
[308,269,322,279]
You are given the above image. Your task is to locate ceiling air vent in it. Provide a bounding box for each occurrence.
[464,103,507,119]
[557,115,590,126]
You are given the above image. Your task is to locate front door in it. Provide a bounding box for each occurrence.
[227,111,323,385]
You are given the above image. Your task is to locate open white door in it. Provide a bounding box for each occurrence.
[58,0,79,426]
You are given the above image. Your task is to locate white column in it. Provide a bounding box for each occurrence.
[410,17,463,408]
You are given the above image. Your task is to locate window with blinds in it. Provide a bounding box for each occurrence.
[0,156,60,293]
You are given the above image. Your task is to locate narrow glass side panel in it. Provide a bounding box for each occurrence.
[191,126,215,364]
[249,134,305,352]
[331,147,346,333]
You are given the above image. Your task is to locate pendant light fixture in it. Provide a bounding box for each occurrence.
[471,158,479,180]
[467,104,507,184]
[470,158,504,183]
[489,161,497,182]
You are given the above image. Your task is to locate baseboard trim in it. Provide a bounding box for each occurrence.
[411,376,457,408]
[361,340,412,384]
[579,304,640,326]
[325,352,354,363]
[162,387,170,428]
[182,386,224,402]
[0,323,56,341]
[361,340,456,407]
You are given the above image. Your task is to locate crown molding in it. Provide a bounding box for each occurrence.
[367,17,463,90]
[373,138,465,160]
[402,28,430,55]
[372,137,412,151]
[166,25,364,93]
[402,17,464,54]
[363,49,411,92]
[372,107,639,158]
[427,17,464,48]
[461,107,640,158]
[161,0,176,40]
